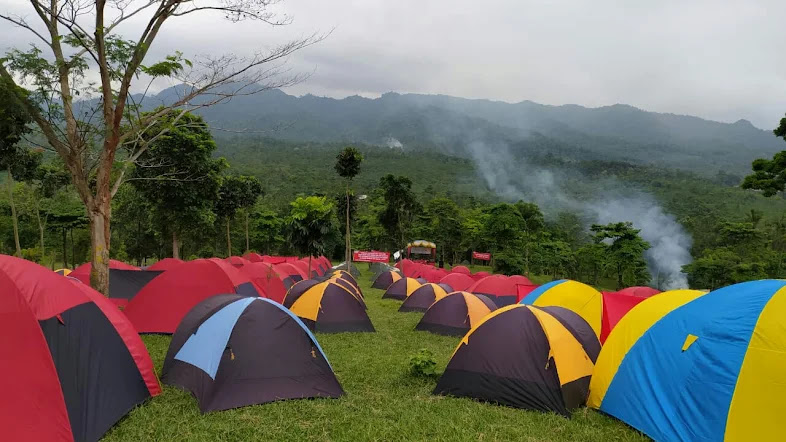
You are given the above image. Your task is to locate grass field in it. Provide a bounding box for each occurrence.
[104,268,647,441]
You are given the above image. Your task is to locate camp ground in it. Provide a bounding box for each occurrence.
[1,253,784,441]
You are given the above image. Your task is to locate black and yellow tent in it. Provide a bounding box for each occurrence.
[434,304,600,417]
[283,281,374,333]
[382,277,422,301]
[372,270,402,289]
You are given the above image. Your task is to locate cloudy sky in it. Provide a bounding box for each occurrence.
[1,0,784,128]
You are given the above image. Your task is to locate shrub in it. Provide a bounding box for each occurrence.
[408,348,437,377]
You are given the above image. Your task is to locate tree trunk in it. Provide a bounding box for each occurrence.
[346,185,351,268]
[308,255,312,279]
[35,202,45,259]
[62,228,67,268]
[6,168,21,257]
[172,231,180,259]
[70,228,75,268]
[226,218,232,257]
[245,210,250,253]
[88,204,111,295]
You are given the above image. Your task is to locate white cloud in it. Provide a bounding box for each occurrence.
[1,0,784,128]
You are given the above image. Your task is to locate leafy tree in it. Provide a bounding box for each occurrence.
[215,175,263,255]
[538,237,575,279]
[591,222,651,289]
[113,185,159,266]
[249,204,285,254]
[378,175,420,250]
[425,198,463,265]
[742,115,786,196]
[0,0,319,293]
[0,78,39,256]
[683,248,741,290]
[131,111,226,259]
[288,196,334,275]
[335,146,363,266]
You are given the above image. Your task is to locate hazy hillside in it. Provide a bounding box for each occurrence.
[143,86,785,175]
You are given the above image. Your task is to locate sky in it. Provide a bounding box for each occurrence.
[1,0,785,129]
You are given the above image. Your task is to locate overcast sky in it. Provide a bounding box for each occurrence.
[1,0,785,128]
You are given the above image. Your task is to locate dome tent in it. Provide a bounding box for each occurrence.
[588,282,786,441]
[284,281,374,333]
[399,283,450,312]
[415,292,497,336]
[519,279,603,337]
[382,277,422,301]
[434,304,599,417]
[0,255,160,441]
[123,259,262,334]
[162,295,343,412]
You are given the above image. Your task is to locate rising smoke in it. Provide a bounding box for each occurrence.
[466,140,692,289]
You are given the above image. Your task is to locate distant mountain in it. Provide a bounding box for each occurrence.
[147,86,783,174]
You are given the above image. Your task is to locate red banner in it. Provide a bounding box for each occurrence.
[472,251,491,261]
[353,250,390,263]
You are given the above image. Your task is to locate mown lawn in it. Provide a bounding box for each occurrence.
[104,268,646,441]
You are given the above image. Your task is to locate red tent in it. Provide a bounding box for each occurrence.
[273,263,308,289]
[147,258,184,271]
[396,259,416,277]
[226,256,252,268]
[0,255,160,441]
[600,287,660,343]
[243,252,264,263]
[467,275,519,306]
[508,274,533,285]
[515,284,541,303]
[70,259,140,284]
[123,259,262,333]
[292,258,323,279]
[291,260,316,278]
[239,262,287,303]
[424,268,449,283]
[616,286,661,298]
[439,273,475,292]
[471,271,491,281]
[450,265,471,275]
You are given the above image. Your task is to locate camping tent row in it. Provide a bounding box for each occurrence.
[376,271,535,307]
[1,254,347,439]
[282,270,375,333]
[62,255,331,335]
[394,259,494,284]
[427,279,786,438]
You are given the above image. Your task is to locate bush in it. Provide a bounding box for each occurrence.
[21,247,42,263]
[408,348,437,377]
[493,250,526,275]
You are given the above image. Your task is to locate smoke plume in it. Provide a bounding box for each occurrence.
[465,140,692,289]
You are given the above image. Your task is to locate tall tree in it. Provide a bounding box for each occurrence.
[130,111,225,260]
[215,175,263,255]
[334,146,363,267]
[591,222,651,289]
[425,198,463,265]
[378,174,419,251]
[1,0,320,293]
[288,196,334,276]
[0,77,37,256]
[742,114,786,196]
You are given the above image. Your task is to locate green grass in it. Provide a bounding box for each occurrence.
[104,270,647,441]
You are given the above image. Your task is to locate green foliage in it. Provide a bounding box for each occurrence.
[422,198,463,264]
[742,151,786,197]
[334,146,363,180]
[287,196,335,258]
[0,76,35,175]
[378,174,420,249]
[216,175,263,220]
[131,110,226,248]
[591,222,651,289]
[408,348,438,378]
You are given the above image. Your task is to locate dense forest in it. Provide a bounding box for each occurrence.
[4,116,786,291]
